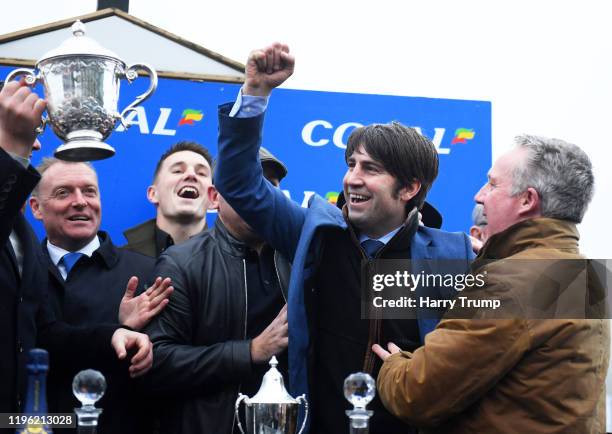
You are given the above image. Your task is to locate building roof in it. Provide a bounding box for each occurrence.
[0,8,245,83]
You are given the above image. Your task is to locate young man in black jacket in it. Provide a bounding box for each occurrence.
[144,150,290,434]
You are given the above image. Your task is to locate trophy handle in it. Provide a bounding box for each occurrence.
[118,63,158,128]
[5,68,39,86]
[4,68,47,134]
[234,393,247,434]
[296,394,309,434]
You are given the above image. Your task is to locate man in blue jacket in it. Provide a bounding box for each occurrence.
[214,43,474,434]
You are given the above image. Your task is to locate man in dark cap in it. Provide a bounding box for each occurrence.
[260,146,288,187]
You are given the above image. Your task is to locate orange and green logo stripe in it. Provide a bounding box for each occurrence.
[178,109,204,126]
[325,191,339,205]
[451,128,475,144]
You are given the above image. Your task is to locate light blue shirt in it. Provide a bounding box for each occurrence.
[229,87,268,118]
[358,226,402,245]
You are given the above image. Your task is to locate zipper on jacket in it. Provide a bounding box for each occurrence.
[273,254,288,304]
[243,259,248,337]
[361,246,383,375]
[232,259,250,433]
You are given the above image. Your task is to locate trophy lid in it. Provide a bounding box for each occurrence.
[248,356,297,404]
[38,21,122,64]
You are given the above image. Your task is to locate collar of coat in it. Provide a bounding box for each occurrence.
[42,231,119,271]
[479,217,580,260]
[342,205,421,256]
[123,218,156,247]
[212,217,271,259]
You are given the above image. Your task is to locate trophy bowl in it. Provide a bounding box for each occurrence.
[235,357,308,434]
[5,20,157,161]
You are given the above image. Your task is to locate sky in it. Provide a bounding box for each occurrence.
[1,0,611,255]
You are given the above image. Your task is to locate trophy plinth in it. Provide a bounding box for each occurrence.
[5,20,157,161]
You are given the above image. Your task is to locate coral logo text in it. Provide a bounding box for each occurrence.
[116,107,205,136]
[301,120,476,155]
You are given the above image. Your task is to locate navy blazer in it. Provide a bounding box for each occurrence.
[42,232,155,434]
[0,149,118,413]
[214,104,474,411]
[0,148,46,412]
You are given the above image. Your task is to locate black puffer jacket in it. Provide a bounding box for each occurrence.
[144,219,290,434]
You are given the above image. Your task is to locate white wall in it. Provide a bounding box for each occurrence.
[1,0,611,255]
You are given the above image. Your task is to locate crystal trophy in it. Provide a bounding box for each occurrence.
[17,349,52,434]
[344,372,376,434]
[72,369,106,434]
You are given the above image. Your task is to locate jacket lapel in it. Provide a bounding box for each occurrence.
[4,234,19,280]
[411,229,441,343]
[12,213,35,289]
[40,238,65,289]
[411,229,433,262]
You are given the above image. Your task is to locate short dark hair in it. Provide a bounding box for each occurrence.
[153,141,213,181]
[345,122,439,208]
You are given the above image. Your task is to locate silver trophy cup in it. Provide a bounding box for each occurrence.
[235,356,308,434]
[5,20,157,161]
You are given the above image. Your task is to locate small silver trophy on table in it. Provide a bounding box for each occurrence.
[235,356,309,434]
[4,20,157,161]
[72,369,106,434]
[344,372,376,433]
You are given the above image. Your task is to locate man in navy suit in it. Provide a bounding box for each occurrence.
[28,157,173,434]
[214,44,474,434]
[0,80,153,416]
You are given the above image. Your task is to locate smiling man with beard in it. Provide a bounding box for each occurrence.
[213,43,474,434]
[29,158,172,434]
[123,141,215,257]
